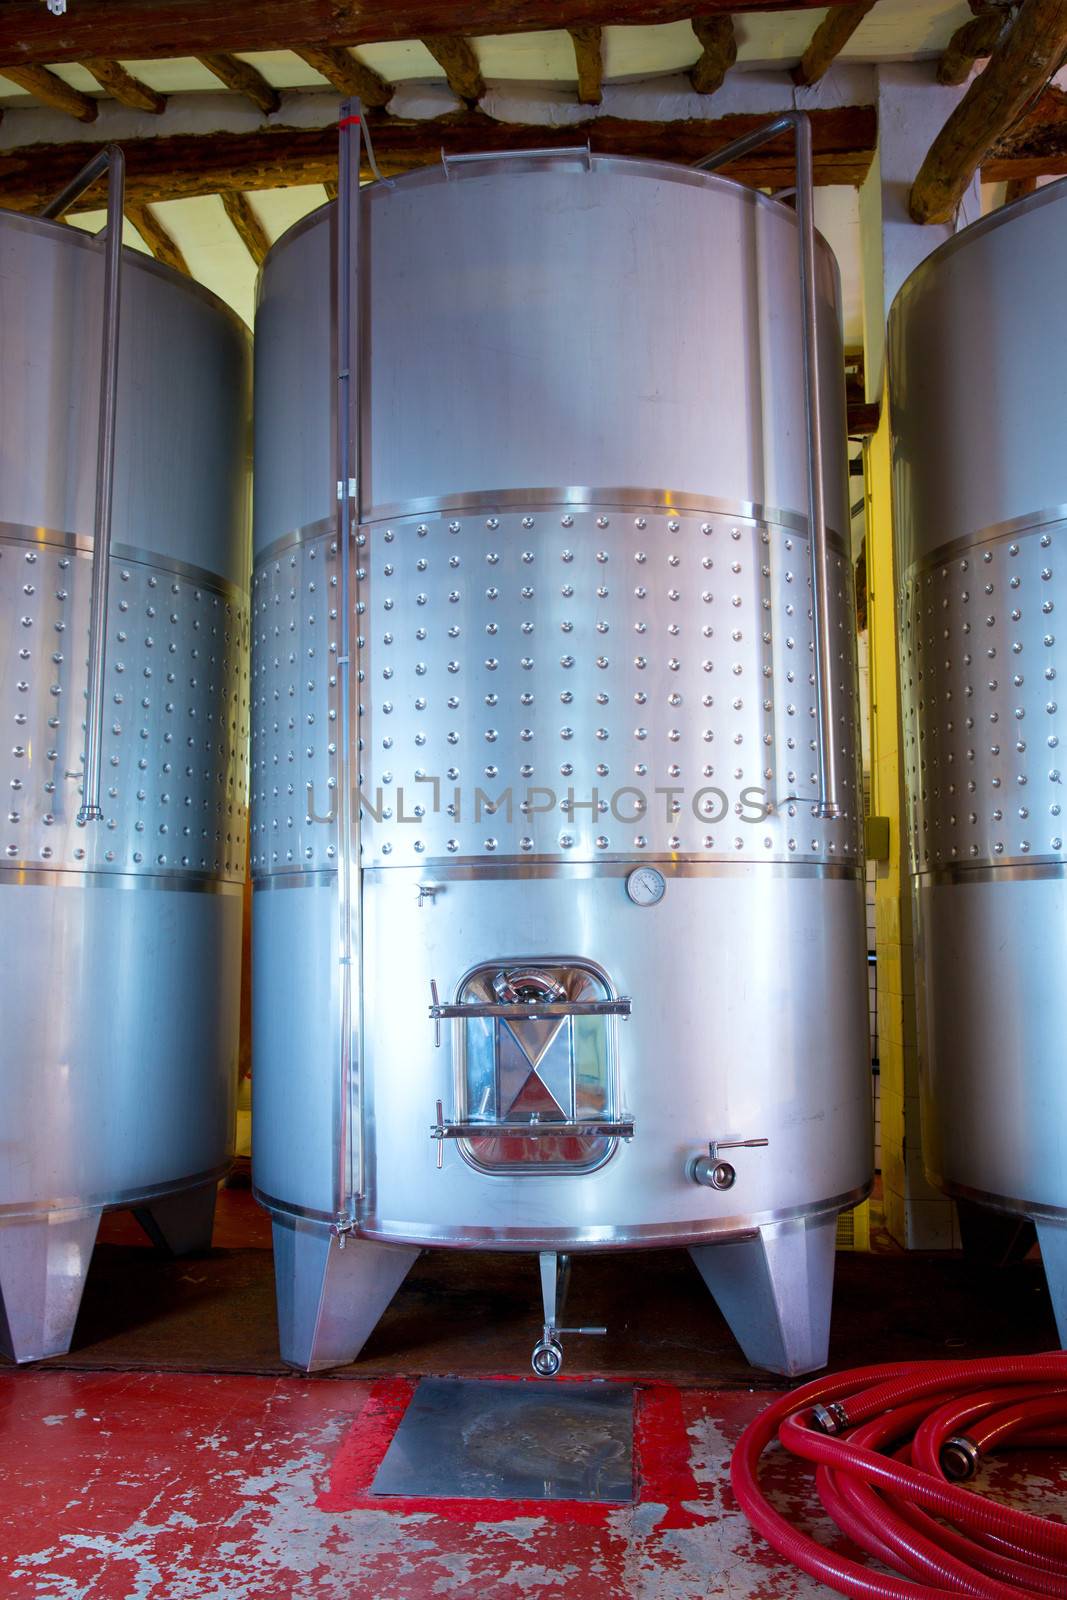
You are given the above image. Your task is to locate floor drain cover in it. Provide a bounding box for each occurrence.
[371,1377,634,1503]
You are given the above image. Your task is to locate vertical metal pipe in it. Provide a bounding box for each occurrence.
[41,145,126,824]
[792,114,841,820]
[79,148,125,822]
[693,114,841,818]
[335,100,363,1224]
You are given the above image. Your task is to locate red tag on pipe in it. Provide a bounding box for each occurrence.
[338,114,362,127]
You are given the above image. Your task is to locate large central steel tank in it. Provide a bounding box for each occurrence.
[0,209,250,1362]
[889,180,1067,1341]
[252,151,870,1376]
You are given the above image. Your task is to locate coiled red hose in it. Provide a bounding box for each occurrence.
[731,1355,1067,1598]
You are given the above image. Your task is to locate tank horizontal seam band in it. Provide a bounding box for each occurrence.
[252,860,862,885]
[347,1183,873,1249]
[253,869,337,890]
[916,859,1067,885]
[253,492,849,567]
[0,1163,233,1220]
[933,1174,1067,1224]
[0,868,244,892]
[0,521,249,605]
[902,507,1067,580]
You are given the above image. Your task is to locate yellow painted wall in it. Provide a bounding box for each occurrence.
[866,390,955,1248]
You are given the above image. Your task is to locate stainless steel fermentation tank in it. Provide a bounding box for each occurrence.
[0,153,251,1363]
[889,180,1067,1341]
[252,120,871,1377]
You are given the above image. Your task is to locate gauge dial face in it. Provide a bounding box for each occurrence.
[625,867,666,907]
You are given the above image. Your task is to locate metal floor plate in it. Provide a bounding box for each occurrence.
[371,1377,634,1503]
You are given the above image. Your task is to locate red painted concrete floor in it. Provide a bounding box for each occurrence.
[0,1369,833,1600]
[2,1367,1063,1600]
[3,1181,1061,1598]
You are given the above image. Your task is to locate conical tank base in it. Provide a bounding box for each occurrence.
[134,1181,218,1257]
[0,1210,101,1364]
[272,1216,419,1373]
[689,1213,838,1377]
[1035,1218,1067,1348]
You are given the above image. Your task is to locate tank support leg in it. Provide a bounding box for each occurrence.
[0,1209,101,1364]
[689,1213,838,1377]
[271,1216,419,1373]
[1034,1218,1067,1348]
[134,1180,218,1256]
[956,1199,1036,1268]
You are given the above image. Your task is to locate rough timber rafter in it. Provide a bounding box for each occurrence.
[0,0,858,68]
[421,36,485,104]
[294,46,393,108]
[0,64,97,121]
[910,0,1067,222]
[83,59,167,114]
[937,8,1005,87]
[125,201,189,274]
[568,25,603,105]
[196,53,281,116]
[0,108,879,216]
[689,17,737,96]
[793,1,877,88]
[221,190,271,266]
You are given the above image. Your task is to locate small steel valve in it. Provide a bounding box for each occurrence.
[688,1137,769,1190]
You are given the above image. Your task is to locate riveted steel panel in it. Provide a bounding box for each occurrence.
[355,503,860,867]
[1,533,248,879]
[250,531,340,876]
[900,518,1066,874]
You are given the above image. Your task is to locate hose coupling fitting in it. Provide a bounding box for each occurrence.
[811,1401,850,1435]
[940,1435,981,1481]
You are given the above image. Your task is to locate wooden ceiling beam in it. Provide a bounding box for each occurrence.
[0,64,97,121]
[0,1,859,68]
[0,107,878,215]
[196,53,281,116]
[221,190,271,266]
[937,8,1005,86]
[689,17,737,96]
[295,46,393,107]
[793,0,877,88]
[910,0,1067,222]
[567,25,603,105]
[125,201,190,273]
[422,36,485,104]
[983,83,1067,174]
[82,58,167,113]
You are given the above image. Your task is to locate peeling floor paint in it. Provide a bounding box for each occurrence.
[0,1370,1062,1600]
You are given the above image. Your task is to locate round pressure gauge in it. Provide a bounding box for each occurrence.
[625,866,666,907]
